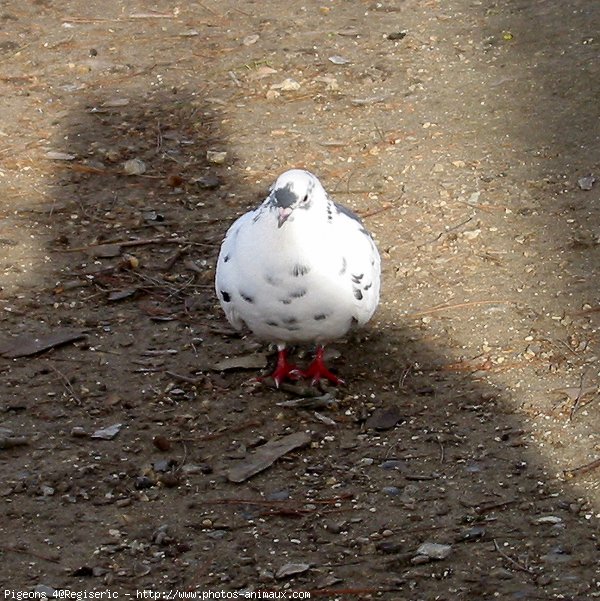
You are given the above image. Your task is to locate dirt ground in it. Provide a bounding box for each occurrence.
[1,0,599,598]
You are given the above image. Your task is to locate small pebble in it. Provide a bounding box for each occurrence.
[33,585,56,597]
[275,562,310,579]
[153,435,172,452]
[380,460,405,470]
[577,175,596,190]
[377,540,403,554]
[534,516,563,525]
[122,158,146,175]
[267,490,290,501]
[458,526,486,541]
[416,542,452,560]
[324,520,346,534]
[411,555,431,565]
[134,476,154,490]
[206,150,228,164]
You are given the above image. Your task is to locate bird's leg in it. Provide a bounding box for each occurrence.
[268,346,300,388]
[300,345,345,386]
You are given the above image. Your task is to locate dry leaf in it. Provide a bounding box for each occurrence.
[0,329,86,358]
[212,353,268,371]
[227,431,311,483]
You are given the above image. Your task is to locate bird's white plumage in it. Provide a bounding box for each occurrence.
[215,169,380,347]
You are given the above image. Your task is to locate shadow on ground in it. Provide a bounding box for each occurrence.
[0,1,599,598]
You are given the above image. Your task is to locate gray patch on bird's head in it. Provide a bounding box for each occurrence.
[272,183,298,209]
[269,175,316,211]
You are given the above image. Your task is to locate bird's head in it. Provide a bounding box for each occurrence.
[267,169,326,228]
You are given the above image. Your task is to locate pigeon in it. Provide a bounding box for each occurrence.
[215,169,380,386]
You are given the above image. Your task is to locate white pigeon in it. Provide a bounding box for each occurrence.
[215,169,380,386]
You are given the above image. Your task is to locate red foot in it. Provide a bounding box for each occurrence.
[261,348,300,388]
[297,346,345,386]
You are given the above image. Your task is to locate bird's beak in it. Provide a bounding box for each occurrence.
[277,207,293,228]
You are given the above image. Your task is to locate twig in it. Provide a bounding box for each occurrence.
[65,13,174,23]
[310,589,384,597]
[569,371,592,421]
[202,493,353,508]
[1,545,61,564]
[564,457,600,478]
[199,2,223,17]
[437,437,445,463]
[165,371,200,384]
[417,215,474,247]
[62,237,190,253]
[361,204,394,219]
[407,299,515,318]
[173,419,262,443]
[262,379,325,397]
[493,539,533,573]
[164,245,190,270]
[48,364,81,404]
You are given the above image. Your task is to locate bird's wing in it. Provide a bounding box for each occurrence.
[214,210,257,330]
[331,202,381,325]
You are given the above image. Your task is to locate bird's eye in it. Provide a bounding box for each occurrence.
[301,194,309,203]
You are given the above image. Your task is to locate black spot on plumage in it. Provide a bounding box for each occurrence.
[351,273,364,284]
[221,291,231,302]
[282,316,298,325]
[290,288,307,298]
[266,319,278,327]
[223,254,230,263]
[351,316,359,327]
[339,257,347,275]
[364,282,372,290]
[314,313,328,321]
[292,264,310,277]
[280,298,292,305]
[251,207,266,224]
[354,289,363,301]
[240,292,254,303]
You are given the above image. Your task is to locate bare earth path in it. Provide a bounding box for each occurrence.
[1,1,599,598]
